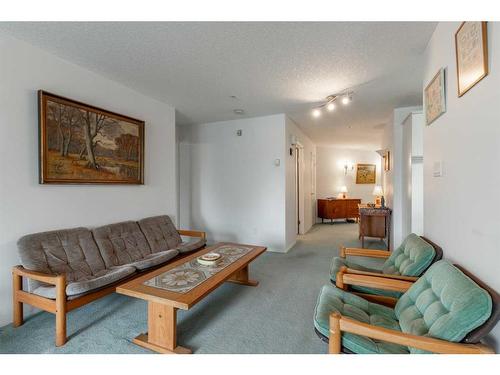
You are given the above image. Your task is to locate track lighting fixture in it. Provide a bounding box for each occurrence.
[311,91,353,118]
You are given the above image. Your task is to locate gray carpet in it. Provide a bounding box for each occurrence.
[0,222,386,354]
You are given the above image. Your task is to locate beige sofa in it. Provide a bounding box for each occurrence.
[12,215,206,346]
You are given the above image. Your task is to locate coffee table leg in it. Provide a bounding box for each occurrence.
[228,265,259,286]
[133,302,192,354]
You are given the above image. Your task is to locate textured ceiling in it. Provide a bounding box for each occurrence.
[0,22,436,149]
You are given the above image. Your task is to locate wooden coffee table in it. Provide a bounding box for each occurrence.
[116,242,266,354]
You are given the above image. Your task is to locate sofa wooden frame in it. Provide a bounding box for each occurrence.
[330,269,495,354]
[12,229,206,347]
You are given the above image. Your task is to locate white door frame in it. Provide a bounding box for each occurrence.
[295,142,305,235]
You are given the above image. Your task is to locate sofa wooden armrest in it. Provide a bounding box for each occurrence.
[12,265,63,285]
[329,313,494,354]
[178,229,206,240]
[344,268,419,282]
[12,265,67,346]
[336,267,414,293]
[340,246,390,259]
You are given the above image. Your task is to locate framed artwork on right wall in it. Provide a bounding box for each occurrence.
[424,68,446,126]
[455,21,488,97]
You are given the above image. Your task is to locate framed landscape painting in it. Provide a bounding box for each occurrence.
[424,68,446,126]
[38,91,144,184]
[455,21,488,97]
[356,164,376,184]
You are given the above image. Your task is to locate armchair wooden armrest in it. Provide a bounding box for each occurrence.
[344,268,419,282]
[12,265,63,285]
[178,229,206,240]
[329,313,494,354]
[336,267,414,292]
[340,246,390,259]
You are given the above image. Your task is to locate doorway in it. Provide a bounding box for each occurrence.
[401,111,424,236]
[294,143,305,235]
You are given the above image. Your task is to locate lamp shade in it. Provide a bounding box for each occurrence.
[339,186,348,193]
[372,186,383,196]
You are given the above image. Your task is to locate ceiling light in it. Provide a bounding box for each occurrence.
[312,108,321,118]
[341,95,351,105]
[326,102,336,111]
[233,109,245,115]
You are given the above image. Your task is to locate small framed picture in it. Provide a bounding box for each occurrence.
[455,21,488,97]
[424,68,446,126]
[356,164,376,184]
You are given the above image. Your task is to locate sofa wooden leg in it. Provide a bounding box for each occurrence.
[12,272,23,327]
[329,313,342,354]
[55,275,67,347]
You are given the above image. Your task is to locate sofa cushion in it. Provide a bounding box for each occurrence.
[314,284,409,354]
[395,260,492,353]
[138,215,182,253]
[32,265,136,299]
[17,227,107,290]
[176,238,206,253]
[126,249,179,270]
[92,221,153,268]
[382,234,435,276]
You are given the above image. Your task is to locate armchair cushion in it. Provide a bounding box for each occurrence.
[138,215,182,253]
[330,257,382,282]
[382,233,435,276]
[32,265,136,299]
[395,260,492,353]
[314,284,409,354]
[329,257,403,297]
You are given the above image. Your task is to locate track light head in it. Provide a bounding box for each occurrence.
[341,93,352,105]
[326,102,336,111]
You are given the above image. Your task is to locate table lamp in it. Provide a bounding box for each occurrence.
[339,186,348,199]
[372,185,383,205]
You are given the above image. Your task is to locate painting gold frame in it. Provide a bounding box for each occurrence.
[38,90,145,184]
[455,21,488,97]
[356,164,376,184]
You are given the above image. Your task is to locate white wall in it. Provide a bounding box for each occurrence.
[381,106,422,248]
[316,146,382,206]
[285,117,316,249]
[0,34,177,326]
[423,22,500,349]
[178,115,288,252]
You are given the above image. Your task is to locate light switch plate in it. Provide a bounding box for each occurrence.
[274,159,281,166]
[433,161,443,177]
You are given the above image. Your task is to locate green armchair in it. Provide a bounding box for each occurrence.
[330,234,442,298]
[314,260,499,354]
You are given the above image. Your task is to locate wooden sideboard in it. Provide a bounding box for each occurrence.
[317,198,361,223]
[358,205,392,250]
